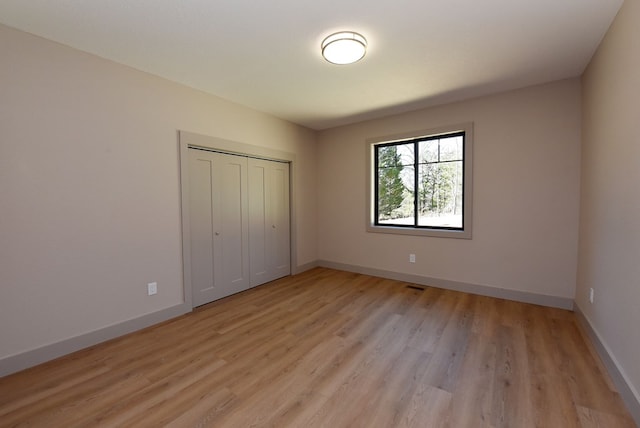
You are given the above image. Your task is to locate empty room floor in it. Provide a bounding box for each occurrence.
[0,268,635,427]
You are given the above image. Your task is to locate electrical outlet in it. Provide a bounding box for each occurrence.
[409,254,416,263]
[148,282,158,296]
[589,287,594,304]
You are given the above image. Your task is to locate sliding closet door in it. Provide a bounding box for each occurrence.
[189,149,249,307]
[248,158,290,286]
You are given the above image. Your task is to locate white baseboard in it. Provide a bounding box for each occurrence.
[318,260,574,310]
[1,303,191,377]
[574,304,640,426]
[293,260,319,275]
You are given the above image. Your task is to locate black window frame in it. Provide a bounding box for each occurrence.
[367,123,473,240]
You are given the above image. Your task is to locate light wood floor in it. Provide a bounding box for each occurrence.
[0,268,635,427]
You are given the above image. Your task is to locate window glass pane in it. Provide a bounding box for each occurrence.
[396,143,415,167]
[418,161,463,228]
[377,159,414,224]
[439,136,463,161]
[377,145,398,168]
[419,139,438,163]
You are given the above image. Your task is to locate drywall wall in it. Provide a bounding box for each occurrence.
[317,79,581,301]
[578,0,640,412]
[0,24,317,364]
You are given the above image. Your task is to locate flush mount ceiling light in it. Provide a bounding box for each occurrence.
[321,31,367,65]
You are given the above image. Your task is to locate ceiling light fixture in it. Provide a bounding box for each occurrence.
[321,31,367,65]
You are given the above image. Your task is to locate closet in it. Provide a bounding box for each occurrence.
[188,148,290,307]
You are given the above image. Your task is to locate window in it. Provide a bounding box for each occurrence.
[367,123,473,239]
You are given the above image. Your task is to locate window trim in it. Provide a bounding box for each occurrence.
[366,122,473,239]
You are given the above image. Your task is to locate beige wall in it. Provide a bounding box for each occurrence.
[0,24,317,361]
[317,79,582,300]
[578,0,640,403]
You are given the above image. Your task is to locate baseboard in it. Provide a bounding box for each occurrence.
[0,303,191,377]
[293,260,319,275]
[574,304,640,426]
[318,260,574,310]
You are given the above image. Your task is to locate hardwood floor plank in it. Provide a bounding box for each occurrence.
[577,405,637,428]
[406,287,459,354]
[448,330,497,427]
[419,292,475,393]
[522,304,583,427]
[352,347,434,428]
[554,319,628,416]
[402,385,452,428]
[0,267,635,427]
[0,361,110,415]
[163,386,237,428]
[489,325,533,427]
[91,358,228,427]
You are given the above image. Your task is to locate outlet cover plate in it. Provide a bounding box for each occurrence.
[148,282,158,296]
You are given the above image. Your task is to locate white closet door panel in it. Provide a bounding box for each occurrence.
[188,152,217,307]
[188,150,249,306]
[248,162,269,285]
[269,162,290,279]
[248,158,290,286]
[218,156,250,294]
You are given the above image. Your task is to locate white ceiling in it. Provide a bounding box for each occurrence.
[0,1,623,130]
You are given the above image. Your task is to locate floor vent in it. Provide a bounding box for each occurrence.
[406,285,425,291]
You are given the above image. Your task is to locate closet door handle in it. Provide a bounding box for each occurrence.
[215,232,220,236]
